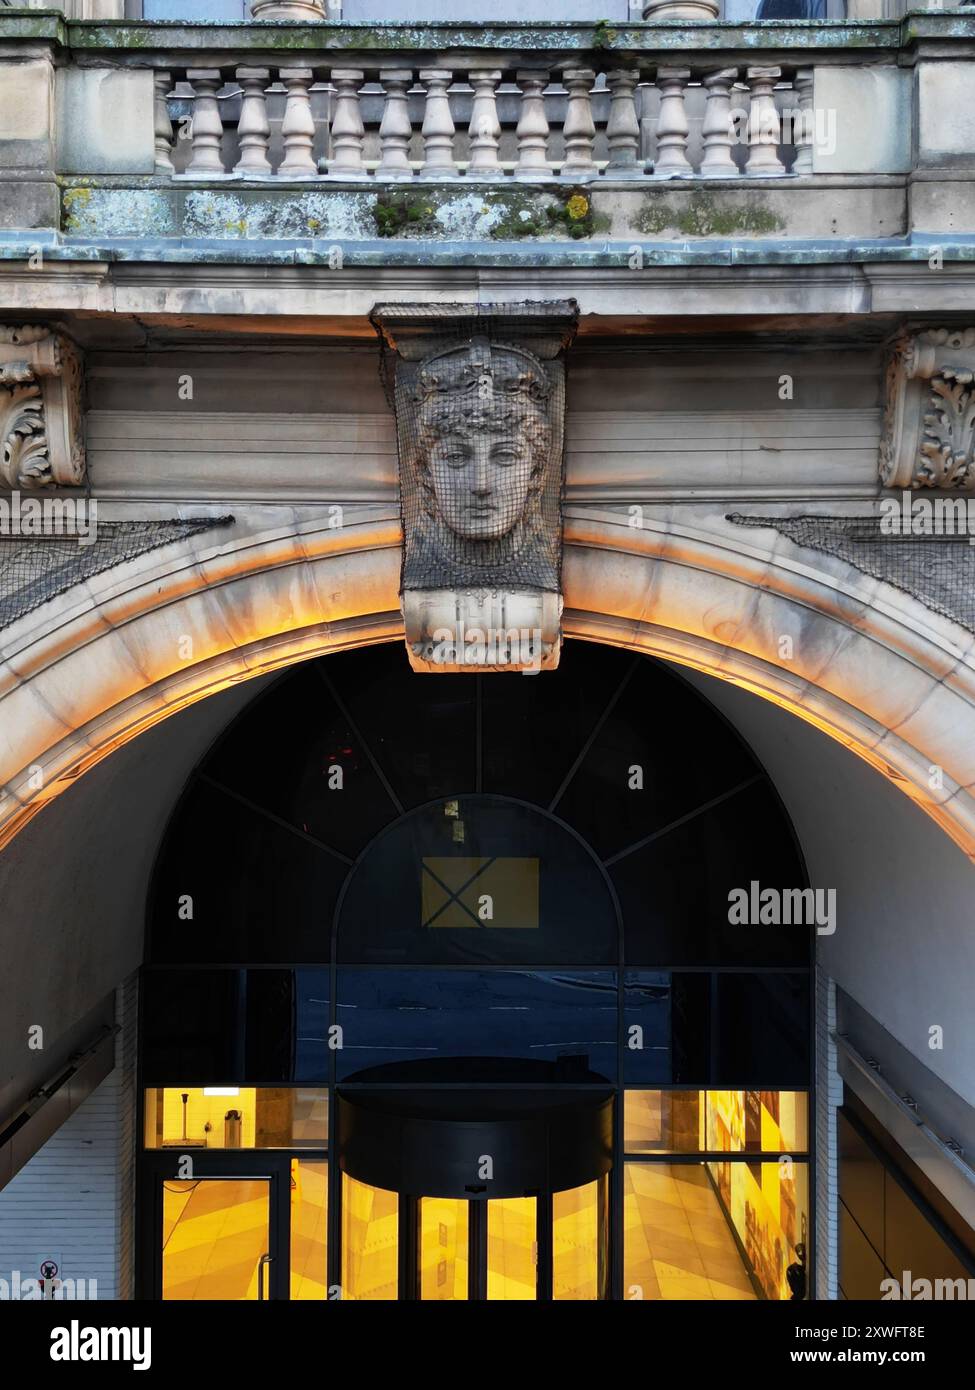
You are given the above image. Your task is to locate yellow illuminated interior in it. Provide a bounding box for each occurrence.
[291,1159,328,1300]
[162,1178,270,1300]
[341,1175,398,1300]
[623,1164,756,1301]
[421,857,540,928]
[487,1197,537,1300]
[624,1090,808,1155]
[706,1159,809,1301]
[419,1197,468,1300]
[144,1087,327,1149]
[553,1179,605,1300]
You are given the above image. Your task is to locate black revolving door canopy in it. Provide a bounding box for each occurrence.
[338,1060,613,1300]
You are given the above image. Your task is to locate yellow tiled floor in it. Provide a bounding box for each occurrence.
[624,1165,757,1301]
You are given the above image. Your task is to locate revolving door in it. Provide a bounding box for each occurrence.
[337,1083,613,1300]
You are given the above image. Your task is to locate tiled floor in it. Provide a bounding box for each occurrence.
[624,1163,757,1300]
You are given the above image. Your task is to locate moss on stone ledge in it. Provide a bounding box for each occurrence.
[638,190,784,238]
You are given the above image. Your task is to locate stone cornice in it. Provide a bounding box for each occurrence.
[3,11,975,63]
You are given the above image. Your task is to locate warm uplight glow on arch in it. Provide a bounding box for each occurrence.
[0,515,973,869]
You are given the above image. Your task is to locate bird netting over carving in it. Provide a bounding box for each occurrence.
[0,518,232,633]
[372,302,579,595]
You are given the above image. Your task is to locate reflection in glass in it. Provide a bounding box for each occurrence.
[487,1197,537,1300]
[624,1091,705,1153]
[341,1175,398,1300]
[335,970,617,1081]
[622,972,711,1084]
[707,1159,809,1301]
[162,1179,269,1300]
[553,1177,608,1300]
[144,1087,328,1149]
[291,1159,327,1300]
[420,1197,468,1300]
[624,1091,808,1154]
[336,795,618,966]
[705,1090,808,1154]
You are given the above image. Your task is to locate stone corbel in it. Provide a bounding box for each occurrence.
[0,326,86,490]
[372,301,578,674]
[880,327,975,490]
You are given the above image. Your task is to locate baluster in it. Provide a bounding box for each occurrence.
[153,71,174,174]
[604,68,642,178]
[234,67,272,176]
[652,67,692,177]
[745,65,786,177]
[377,69,414,180]
[185,69,226,176]
[278,68,317,178]
[792,68,814,175]
[700,68,739,178]
[561,68,597,179]
[467,69,502,178]
[514,70,552,180]
[420,69,458,179]
[327,69,366,177]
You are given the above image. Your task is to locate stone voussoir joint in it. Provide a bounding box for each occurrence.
[0,326,85,490]
[880,327,975,491]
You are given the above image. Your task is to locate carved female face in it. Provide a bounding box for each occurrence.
[426,425,538,540]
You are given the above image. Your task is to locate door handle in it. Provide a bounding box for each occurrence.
[257,1252,273,1301]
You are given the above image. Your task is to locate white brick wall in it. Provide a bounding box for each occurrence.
[815,968,843,1300]
[0,973,138,1301]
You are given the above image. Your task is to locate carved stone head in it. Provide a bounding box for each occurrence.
[413,339,553,544]
[396,336,565,592]
[371,300,577,671]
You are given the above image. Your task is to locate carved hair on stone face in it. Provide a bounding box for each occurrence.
[411,340,554,542]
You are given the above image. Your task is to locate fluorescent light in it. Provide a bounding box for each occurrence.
[202,1087,240,1097]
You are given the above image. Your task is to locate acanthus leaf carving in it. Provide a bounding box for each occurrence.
[0,326,86,490]
[880,327,975,491]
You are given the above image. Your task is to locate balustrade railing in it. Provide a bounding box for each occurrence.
[154,63,816,181]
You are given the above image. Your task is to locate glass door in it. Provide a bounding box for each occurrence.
[161,1177,274,1300]
[487,1197,537,1300]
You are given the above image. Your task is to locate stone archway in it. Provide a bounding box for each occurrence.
[1,506,973,861]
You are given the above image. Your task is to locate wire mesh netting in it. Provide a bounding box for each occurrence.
[372,302,578,594]
[729,513,975,634]
[0,517,233,633]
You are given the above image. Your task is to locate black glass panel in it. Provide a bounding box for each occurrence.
[141,969,244,1082]
[336,969,617,1082]
[614,779,809,967]
[335,794,619,965]
[202,663,398,859]
[148,780,345,963]
[141,968,329,1083]
[713,974,810,1086]
[326,642,477,808]
[555,659,758,863]
[623,971,710,1084]
[480,641,632,808]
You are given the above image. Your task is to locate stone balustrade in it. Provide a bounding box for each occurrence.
[154,64,816,181]
[1,13,972,239]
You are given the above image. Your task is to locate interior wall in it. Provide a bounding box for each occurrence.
[675,662,975,1110]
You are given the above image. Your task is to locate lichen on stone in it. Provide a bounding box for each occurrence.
[637,190,784,238]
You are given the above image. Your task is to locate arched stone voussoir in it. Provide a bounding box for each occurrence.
[562,511,975,862]
[2,506,975,865]
[0,516,404,852]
